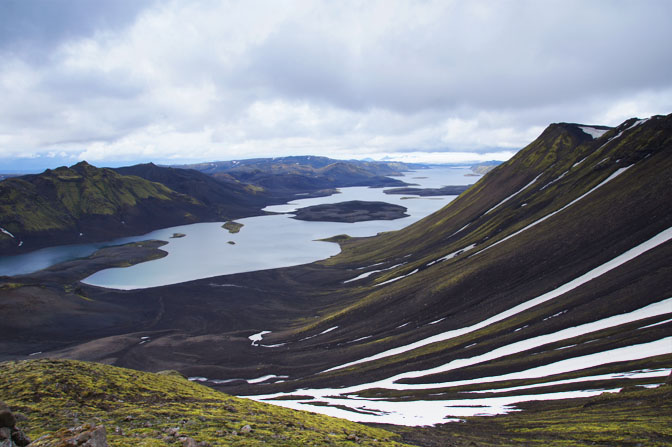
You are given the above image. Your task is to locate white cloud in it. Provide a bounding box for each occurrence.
[0,0,671,168]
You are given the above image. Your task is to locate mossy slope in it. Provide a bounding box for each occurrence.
[0,359,412,447]
[0,162,210,254]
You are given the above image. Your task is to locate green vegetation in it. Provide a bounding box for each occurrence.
[0,162,182,234]
[0,359,411,447]
[222,221,244,233]
[0,162,211,254]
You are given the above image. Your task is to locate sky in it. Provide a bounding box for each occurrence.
[1,0,671,171]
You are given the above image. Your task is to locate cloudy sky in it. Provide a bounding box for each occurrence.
[1,0,671,171]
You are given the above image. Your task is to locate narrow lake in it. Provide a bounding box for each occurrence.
[0,167,478,289]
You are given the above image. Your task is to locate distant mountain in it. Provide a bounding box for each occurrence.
[0,161,212,254]
[177,156,411,193]
[114,162,271,220]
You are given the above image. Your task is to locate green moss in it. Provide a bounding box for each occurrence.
[222,221,244,233]
[0,164,200,237]
[0,359,412,447]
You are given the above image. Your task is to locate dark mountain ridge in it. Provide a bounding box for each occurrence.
[114,162,272,219]
[179,156,411,194]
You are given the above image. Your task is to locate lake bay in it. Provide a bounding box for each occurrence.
[0,167,477,289]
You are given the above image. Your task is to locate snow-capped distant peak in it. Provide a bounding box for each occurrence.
[579,126,609,139]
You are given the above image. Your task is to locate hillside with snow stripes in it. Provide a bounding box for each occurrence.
[227,114,672,425]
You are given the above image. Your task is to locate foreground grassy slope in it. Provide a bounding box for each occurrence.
[0,359,411,447]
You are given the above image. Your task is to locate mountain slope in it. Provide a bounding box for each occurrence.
[114,163,271,220]
[179,156,410,194]
[0,359,411,447]
[224,114,670,422]
[0,162,209,255]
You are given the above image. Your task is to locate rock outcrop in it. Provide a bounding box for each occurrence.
[29,424,107,447]
[0,402,30,447]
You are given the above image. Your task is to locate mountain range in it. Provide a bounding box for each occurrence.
[0,157,410,255]
[0,114,670,446]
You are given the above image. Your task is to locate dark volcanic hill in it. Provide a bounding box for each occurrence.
[114,162,271,219]
[1,115,671,444]
[292,200,408,222]
[0,161,213,255]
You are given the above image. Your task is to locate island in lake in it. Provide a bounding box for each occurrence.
[222,221,244,233]
[291,200,408,222]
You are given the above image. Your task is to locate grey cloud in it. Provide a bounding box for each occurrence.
[1,0,671,167]
[0,0,155,59]
[233,1,672,115]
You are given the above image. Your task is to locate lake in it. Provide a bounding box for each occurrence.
[0,167,478,289]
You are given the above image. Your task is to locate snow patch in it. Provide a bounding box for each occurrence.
[479,166,633,253]
[540,171,568,190]
[394,337,672,391]
[465,368,670,394]
[485,173,543,215]
[348,336,373,344]
[383,298,672,387]
[639,317,672,329]
[356,262,385,270]
[579,126,609,139]
[344,263,406,283]
[376,269,419,287]
[252,387,622,426]
[447,223,471,238]
[427,244,476,266]
[572,157,588,168]
[323,228,672,373]
[248,374,288,384]
[249,330,271,346]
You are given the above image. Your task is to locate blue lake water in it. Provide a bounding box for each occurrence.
[0,167,478,289]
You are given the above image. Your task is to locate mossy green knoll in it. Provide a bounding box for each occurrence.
[0,161,211,255]
[0,359,412,447]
